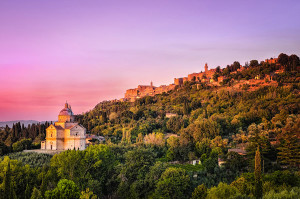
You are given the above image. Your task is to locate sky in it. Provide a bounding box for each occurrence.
[0,0,299,121]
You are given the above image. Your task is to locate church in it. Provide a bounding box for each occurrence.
[41,102,86,150]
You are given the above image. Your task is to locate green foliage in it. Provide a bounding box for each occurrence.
[7,152,52,167]
[117,148,156,198]
[153,167,190,199]
[3,159,13,199]
[207,182,240,199]
[255,147,263,199]
[277,115,300,169]
[45,179,80,199]
[12,138,32,152]
[0,141,9,156]
[231,177,253,196]
[192,184,207,199]
[224,152,247,172]
[30,187,42,199]
[263,187,300,199]
[50,144,116,197]
[80,188,97,199]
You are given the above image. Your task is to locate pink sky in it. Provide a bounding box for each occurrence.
[1,0,300,121]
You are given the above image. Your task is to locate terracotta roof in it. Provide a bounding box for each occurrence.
[228,148,246,155]
[65,124,78,129]
[66,124,85,130]
[54,125,64,130]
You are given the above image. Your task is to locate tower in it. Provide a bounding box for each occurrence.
[150,81,153,87]
[205,63,208,74]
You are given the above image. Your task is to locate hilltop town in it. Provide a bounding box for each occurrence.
[120,56,287,102]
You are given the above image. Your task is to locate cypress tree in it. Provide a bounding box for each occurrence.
[25,184,31,199]
[183,99,190,115]
[254,147,263,199]
[3,161,12,199]
[40,173,47,196]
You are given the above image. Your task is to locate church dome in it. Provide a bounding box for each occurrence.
[59,102,74,116]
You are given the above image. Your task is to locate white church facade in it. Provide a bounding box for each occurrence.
[41,102,86,150]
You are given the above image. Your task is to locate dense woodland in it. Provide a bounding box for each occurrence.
[0,53,299,198]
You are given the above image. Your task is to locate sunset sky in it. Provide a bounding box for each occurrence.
[1,0,300,121]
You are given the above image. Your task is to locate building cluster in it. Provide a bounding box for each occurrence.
[121,63,225,102]
[174,63,218,85]
[264,57,278,64]
[122,81,176,102]
[120,57,280,102]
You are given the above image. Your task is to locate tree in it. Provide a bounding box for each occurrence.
[223,68,230,76]
[213,73,219,82]
[183,99,191,115]
[121,129,131,145]
[207,182,239,199]
[153,168,190,199]
[3,160,13,199]
[232,61,241,71]
[166,116,183,133]
[25,184,31,199]
[143,162,168,198]
[118,148,156,198]
[45,179,80,199]
[224,151,247,172]
[278,53,289,70]
[0,141,9,156]
[30,187,42,199]
[250,60,259,67]
[80,188,97,199]
[288,54,300,71]
[50,144,115,197]
[192,184,207,199]
[216,66,221,73]
[230,177,253,196]
[263,187,300,199]
[277,116,300,169]
[135,133,143,145]
[254,147,263,199]
[195,138,211,157]
[144,132,165,147]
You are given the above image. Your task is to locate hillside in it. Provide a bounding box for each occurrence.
[0,53,299,199]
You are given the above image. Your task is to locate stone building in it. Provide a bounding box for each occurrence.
[175,63,216,86]
[41,102,86,151]
[124,82,175,102]
[265,58,278,64]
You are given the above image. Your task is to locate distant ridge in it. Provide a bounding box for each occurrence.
[0,120,46,128]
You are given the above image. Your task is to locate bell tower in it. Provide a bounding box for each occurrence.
[205,63,208,74]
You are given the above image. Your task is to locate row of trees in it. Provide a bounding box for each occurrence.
[1,144,299,198]
[0,122,50,156]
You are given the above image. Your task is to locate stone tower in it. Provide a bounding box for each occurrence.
[205,63,208,74]
[150,81,153,87]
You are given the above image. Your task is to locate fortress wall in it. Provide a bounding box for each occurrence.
[125,88,138,98]
[174,78,183,85]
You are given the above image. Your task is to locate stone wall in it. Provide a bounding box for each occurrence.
[124,84,175,102]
